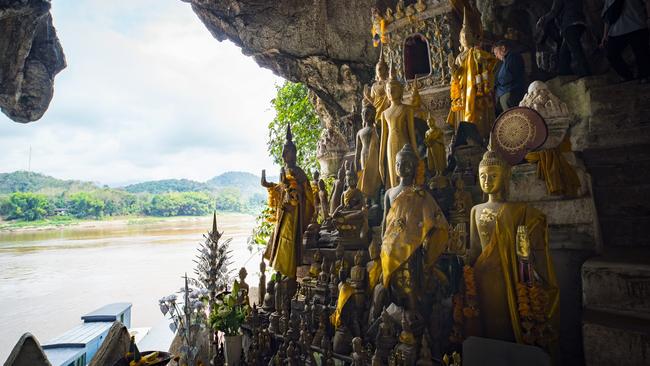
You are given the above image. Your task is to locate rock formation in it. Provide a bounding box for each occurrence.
[0,0,66,123]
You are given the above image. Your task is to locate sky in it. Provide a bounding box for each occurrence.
[0,0,284,187]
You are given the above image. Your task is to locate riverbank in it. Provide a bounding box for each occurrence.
[0,212,252,233]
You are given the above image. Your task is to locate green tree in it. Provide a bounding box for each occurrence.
[5,192,51,221]
[268,81,322,175]
[68,192,105,218]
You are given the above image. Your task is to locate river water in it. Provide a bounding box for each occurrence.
[0,214,261,362]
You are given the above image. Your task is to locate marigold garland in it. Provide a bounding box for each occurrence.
[517,282,555,348]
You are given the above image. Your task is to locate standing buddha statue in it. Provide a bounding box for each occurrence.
[355,100,382,200]
[447,8,498,138]
[379,64,423,189]
[363,51,390,123]
[467,149,559,350]
[424,113,447,177]
[261,125,315,278]
[380,144,448,311]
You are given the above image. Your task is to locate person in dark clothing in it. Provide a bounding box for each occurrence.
[600,0,650,83]
[492,40,527,116]
[539,0,591,77]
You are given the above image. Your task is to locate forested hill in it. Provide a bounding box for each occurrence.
[206,171,264,196]
[123,179,212,194]
[0,171,98,194]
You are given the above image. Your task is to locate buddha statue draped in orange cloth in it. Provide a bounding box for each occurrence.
[261,125,315,278]
[466,149,559,352]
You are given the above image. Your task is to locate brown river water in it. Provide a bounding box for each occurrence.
[0,214,262,362]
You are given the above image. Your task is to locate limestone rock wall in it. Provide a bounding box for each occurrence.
[0,0,66,123]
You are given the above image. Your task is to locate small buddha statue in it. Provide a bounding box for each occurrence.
[329,263,340,307]
[350,250,367,290]
[285,341,299,366]
[258,260,266,306]
[312,170,321,215]
[384,7,394,22]
[334,242,350,276]
[237,267,250,306]
[424,114,446,177]
[379,64,423,189]
[318,257,330,286]
[263,276,276,313]
[299,318,313,351]
[363,51,390,123]
[355,100,382,200]
[352,337,368,366]
[312,311,327,347]
[332,165,369,244]
[395,312,417,365]
[447,9,498,139]
[318,179,330,221]
[375,310,398,364]
[329,162,347,216]
[468,149,559,347]
[415,0,427,13]
[309,250,323,278]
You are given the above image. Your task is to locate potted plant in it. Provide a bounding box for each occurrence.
[209,282,248,366]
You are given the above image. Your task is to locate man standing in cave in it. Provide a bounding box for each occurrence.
[493,40,527,116]
[538,0,591,78]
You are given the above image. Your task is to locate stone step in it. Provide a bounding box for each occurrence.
[583,309,650,366]
[582,250,650,318]
[579,126,650,150]
[599,216,650,248]
[592,184,650,217]
[587,160,650,187]
[581,144,650,166]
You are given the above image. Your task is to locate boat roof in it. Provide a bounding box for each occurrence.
[43,322,113,348]
[43,347,85,365]
[81,302,131,322]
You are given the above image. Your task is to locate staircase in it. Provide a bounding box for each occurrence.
[569,77,650,366]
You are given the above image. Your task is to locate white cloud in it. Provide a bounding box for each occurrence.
[0,0,284,185]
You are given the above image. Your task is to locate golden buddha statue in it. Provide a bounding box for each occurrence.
[447,8,498,138]
[363,52,390,123]
[381,144,448,310]
[355,100,382,199]
[332,166,369,244]
[424,113,447,177]
[261,125,315,278]
[379,64,423,189]
[467,149,559,348]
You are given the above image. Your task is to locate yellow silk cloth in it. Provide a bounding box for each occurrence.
[264,175,314,278]
[367,260,381,292]
[359,130,382,198]
[447,47,497,137]
[381,187,448,288]
[331,282,355,328]
[525,138,581,197]
[472,203,559,344]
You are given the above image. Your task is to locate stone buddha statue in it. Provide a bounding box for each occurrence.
[350,250,367,290]
[332,166,369,245]
[262,277,276,313]
[374,310,398,364]
[309,250,323,278]
[258,261,266,307]
[352,337,368,366]
[379,63,423,189]
[366,235,382,292]
[424,114,447,177]
[355,100,382,200]
[395,312,417,365]
[380,144,448,311]
[318,179,330,221]
[467,149,559,348]
[363,51,390,123]
[447,9,498,139]
[262,125,315,278]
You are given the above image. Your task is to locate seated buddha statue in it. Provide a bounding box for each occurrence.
[467,149,559,350]
[331,165,369,246]
[309,250,323,278]
[380,144,448,312]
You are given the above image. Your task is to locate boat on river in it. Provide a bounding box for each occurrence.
[42,303,132,366]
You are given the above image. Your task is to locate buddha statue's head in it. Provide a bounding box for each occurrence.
[459,8,477,50]
[376,52,388,80]
[362,99,376,127]
[282,124,297,167]
[239,267,247,281]
[386,61,404,103]
[396,144,417,181]
[345,165,358,189]
[478,149,510,201]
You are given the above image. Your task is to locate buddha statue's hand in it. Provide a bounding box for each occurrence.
[447,53,455,70]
